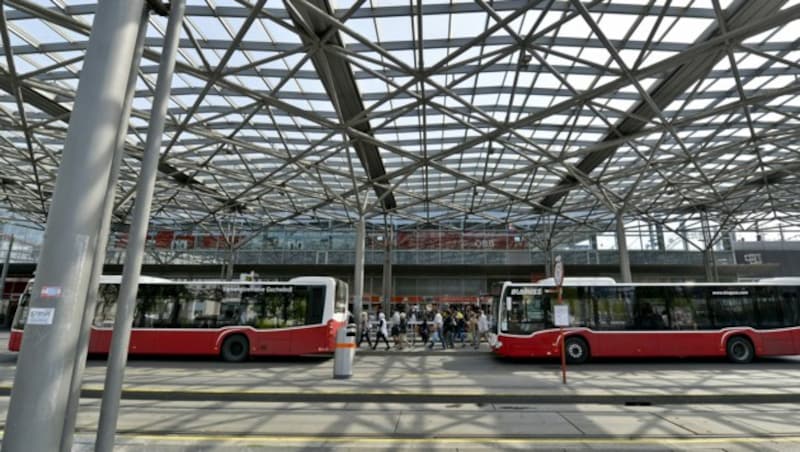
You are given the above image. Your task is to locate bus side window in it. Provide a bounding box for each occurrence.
[305,286,325,325]
[708,287,756,328]
[755,287,783,329]
[563,287,590,327]
[634,286,668,330]
[668,287,695,330]
[780,289,800,327]
[591,287,632,331]
[93,284,119,327]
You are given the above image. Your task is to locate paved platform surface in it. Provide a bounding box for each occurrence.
[1,332,799,450]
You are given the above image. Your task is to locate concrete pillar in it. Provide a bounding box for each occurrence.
[2,2,148,451]
[616,212,632,283]
[95,2,186,450]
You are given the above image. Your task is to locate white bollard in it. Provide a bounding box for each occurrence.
[333,324,356,379]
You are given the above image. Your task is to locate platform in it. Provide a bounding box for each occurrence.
[1,332,800,451]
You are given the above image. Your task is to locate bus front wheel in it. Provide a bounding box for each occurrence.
[221,335,250,362]
[726,336,754,364]
[564,336,590,364]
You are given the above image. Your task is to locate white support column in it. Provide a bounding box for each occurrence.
[95,2,186,450]
[61,9,150,451]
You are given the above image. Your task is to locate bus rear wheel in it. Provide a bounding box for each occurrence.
[564,336,589,364]
[221,335,250,362]
[726,336,754,364]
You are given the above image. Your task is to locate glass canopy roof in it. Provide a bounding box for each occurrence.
[1,0,799,239]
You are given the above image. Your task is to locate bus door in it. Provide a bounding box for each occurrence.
[756,286,797,355]
[633,286,670,356]
[590,286,639,356]
[780,288,800,351]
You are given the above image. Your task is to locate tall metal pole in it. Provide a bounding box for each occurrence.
[60,8,150,451]
[656,224,666,251]
[0,234,14,326]
[381,220,392,315]
[225,218,237,280]
[2,2,148,451]
[700,210,718,282]
[95,2,186,450]
[616,212,632,283]
[353,217,365,332]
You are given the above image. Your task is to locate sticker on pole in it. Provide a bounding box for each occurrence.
[40,286,62,298]
[554,304,569,326]
[27,307,55,325]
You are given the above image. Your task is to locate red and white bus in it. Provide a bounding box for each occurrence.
[9,276,349,361]
[490,278,800,363]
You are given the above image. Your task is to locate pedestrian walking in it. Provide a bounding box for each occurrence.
[357,312,373,349]
[372,312,391,350]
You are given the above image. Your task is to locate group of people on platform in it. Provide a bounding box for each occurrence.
[356,306,490,351]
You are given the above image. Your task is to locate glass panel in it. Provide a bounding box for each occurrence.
[755,287,783,329]
[668,287,698,330]
[188,286,224,327]
[708,286,756,327]
[133,285,166,328]
[306,286,325,324]
[500,286,550,334]
[590,286,634,330]
[93,284,119,327]
[778,287,800,327]
[562,286,593,327]
[634,286,668,330]
[254,285,325,328]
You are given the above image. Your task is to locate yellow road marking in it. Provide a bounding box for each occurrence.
[108,433,800,445]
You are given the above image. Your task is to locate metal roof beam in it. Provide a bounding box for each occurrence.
[283,0,396,211]
[539,0,787,209]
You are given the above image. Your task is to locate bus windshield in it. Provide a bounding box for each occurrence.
[500,285,551,335]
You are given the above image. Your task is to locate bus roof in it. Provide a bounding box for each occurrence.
[505,278,800,287]
[98,275,173,284]
[534,277,617,286]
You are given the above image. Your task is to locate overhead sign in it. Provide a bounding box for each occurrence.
[554,255,564,287]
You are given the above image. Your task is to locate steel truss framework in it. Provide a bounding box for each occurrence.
[0,0,799,251]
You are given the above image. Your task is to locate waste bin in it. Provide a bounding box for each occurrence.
[333,323,356,379]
